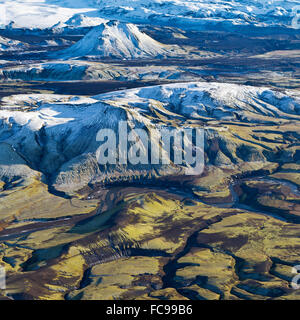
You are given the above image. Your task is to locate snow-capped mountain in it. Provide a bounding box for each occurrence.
[1,0,299,31]
[0,82,299,191]
[54,20,180,59]
[51,13,107,31]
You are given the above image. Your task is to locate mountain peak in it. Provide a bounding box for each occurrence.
[55,20,172,60]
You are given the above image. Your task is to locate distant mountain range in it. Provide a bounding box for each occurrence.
[1,0,299,32]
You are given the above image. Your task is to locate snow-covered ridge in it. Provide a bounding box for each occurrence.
[0,82,299,191]
[1,0,300,30]
[53,20,178,59]
[93,82,300,119]
[1,82,299,130]
[52,13,107,30]
[92,0,300,30]
[0,35,28,51]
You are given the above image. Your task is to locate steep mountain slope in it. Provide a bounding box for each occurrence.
[0,82,299,192]
[54,20,179,59]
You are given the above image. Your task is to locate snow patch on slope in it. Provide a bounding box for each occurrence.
[0,35,28,51]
